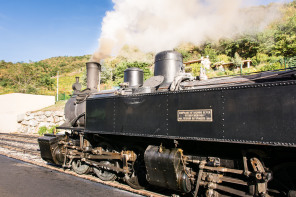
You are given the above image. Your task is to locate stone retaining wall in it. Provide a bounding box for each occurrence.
[18,111,65,134]
[0,93,55,133]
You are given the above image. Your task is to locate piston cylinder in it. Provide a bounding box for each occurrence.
[144,145,192,193]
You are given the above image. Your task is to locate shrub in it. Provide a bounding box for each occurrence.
[216,54,230,63]
[252,53,269,66]
[191,63,202,77]
[38,126,47,136]
[48,126,56,134]
[203,47,218,63]
[38,125,58,136]
[177,50,192,62]
[268,55,284,63]
[260,62,284,71]
[27,86,38,94]
[232,52,243,67]
[243,67,258,74]
[58,93,70,101]
[287,57,296,68]
[224,69,235,76]
[216,71,225,76]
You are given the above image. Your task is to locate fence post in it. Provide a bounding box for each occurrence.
[56,71,59,102]
[240,63,242,75]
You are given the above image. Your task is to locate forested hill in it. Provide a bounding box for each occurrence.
[0,1,295,97]
[0,55,91,95]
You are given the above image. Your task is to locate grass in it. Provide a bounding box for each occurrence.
[35,100,67,112]
[0,86,14,95]
[55,70,85,95]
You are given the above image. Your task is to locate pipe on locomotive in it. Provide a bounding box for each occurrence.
[86,62,101,91]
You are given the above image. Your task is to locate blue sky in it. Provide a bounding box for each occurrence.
[0,0,292,62]
[0,0,113,62]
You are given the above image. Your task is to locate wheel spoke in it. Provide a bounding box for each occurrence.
[93,142,117,181]
[72,159,90,175]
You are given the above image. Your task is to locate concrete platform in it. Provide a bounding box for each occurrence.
[0,155,142,197]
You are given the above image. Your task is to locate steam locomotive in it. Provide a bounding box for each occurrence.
[38,50,296,197]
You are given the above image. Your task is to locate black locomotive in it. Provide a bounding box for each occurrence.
[38,50,296,196]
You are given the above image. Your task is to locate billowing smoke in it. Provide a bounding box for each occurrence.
[91,0,282,62]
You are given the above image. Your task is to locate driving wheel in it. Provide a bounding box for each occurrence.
[72,159,91,175]
[93,142,118,181]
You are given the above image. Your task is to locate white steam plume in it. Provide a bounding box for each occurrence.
[91,0,281,62]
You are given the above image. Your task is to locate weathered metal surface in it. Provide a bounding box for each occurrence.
[36,50,296,196]
[143,76,164,87]
[63,61,102,127]
[124,67,144,88]
[38,134,65,164]
[85,80,296,147]
[154,50,183,86]
[63,95,86,126]
[86,62,101,91]
[144,145,190,193]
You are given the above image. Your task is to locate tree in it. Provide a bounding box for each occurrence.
[216,54,231,63]
[232,52,243,67]
[251,53,269,66]
[203,46,218,63]
[273,14,296,57]
[219,35,260,59]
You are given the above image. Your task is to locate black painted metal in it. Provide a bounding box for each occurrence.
[144,145,190,192]
[85,80,296,147]
[72,77,82,92]
[38,134,65,164]
[132,87,155,94]
[154,50,183,86]
[86,62,101,90]
[86,97,115,132]
[63,95,86,126]
[62,62,100,127]
[143,76,164,88]
[124,67,143,88]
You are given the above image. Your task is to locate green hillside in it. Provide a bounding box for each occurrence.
[0,55,90,96]
[0,1,295,98]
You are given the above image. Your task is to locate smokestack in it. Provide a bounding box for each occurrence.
[86,62,101,91]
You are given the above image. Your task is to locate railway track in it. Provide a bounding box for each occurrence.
[0,133,39,140]
[0,133,168,197]
[0,142,40,156]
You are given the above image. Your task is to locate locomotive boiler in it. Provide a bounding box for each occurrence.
[38,50,296,196]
